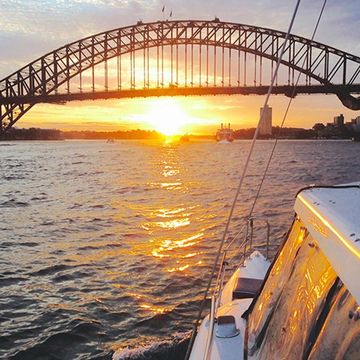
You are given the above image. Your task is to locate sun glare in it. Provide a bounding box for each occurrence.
[141,99,194,135]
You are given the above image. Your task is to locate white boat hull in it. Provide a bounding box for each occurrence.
[189,251,270,360]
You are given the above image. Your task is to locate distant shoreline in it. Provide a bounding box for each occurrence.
[1,139,354,142]
[1,126,359,141]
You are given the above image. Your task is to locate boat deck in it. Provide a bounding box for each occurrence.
[189,252,270,360]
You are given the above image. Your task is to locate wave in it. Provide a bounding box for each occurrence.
[30,196,48,201]
[8,325,101,360]
[2,175,25,181]
[112,332,190,360]
[18,242,39,247]
[69,203,83,209]
[31,264,77,277]
[0,276,28,286]
[0,199,29,208]
[78,242,122,251]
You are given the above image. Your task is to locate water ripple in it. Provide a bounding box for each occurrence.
[1,140,360,359]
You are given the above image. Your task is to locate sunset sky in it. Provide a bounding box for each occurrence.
[1,0,360,134]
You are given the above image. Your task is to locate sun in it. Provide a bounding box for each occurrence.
[143,99,193,135]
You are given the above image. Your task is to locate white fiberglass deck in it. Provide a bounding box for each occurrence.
[189,252,270,360]
[295,183,360,303]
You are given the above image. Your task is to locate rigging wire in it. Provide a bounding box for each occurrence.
[184,1,302,358]
[247,0,327,219]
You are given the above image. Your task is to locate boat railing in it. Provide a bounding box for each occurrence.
[223,216,271,267]
[202,217,271,360]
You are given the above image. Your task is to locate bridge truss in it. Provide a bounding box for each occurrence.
[1,19,360,133]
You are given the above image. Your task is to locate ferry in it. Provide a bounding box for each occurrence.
[187,183,360,359]
[216,123,234,143]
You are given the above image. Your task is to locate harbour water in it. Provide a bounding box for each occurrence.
[1,139,360,360]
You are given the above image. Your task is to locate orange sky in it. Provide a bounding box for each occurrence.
[19,93,354,135]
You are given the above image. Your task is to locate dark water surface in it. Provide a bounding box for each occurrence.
[1,139,360,360]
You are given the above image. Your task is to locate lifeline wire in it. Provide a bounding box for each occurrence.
[247,0,328,219]
[184,1,302,359]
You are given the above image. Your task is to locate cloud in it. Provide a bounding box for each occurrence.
[2,0,359,77]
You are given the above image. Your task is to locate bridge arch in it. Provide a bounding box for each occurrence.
[1,19,360,132]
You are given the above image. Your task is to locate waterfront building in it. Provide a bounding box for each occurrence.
[333,114,344,127]
[259,105,272,136]
[352,116,360,132]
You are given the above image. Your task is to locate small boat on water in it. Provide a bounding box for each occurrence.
[216,123,234,143]
[187,183,360,359]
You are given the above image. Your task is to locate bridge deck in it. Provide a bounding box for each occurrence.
[2,85,360,105]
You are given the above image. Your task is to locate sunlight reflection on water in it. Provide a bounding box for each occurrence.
[1,139,360,359]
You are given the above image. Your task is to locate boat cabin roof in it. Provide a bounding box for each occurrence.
[294,182,360,304]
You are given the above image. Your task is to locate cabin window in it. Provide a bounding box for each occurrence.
[247,218,306,352]
[308,285,360,360]
[247,219,338,359]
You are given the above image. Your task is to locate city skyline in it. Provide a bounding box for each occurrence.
[2,0,360,133]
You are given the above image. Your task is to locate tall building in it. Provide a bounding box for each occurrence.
[333,114,344,127]
[259,105,272,136]
[352,116,360,133]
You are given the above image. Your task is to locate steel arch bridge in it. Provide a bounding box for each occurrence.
[1,19,360,134]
